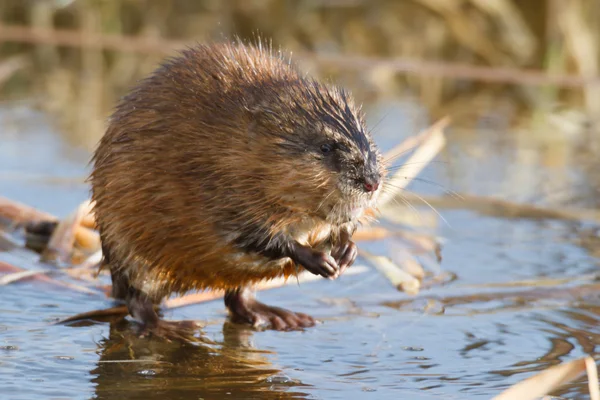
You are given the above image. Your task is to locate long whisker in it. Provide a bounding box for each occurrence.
[315,188,336,214]
[403,190,450,228]
[385,160,449,170]
[383,145,420,164]
[386,191,422,223]
[368,112,390,137]
[380,183,451,228]
[397,177,462,201]
[383,177,463,201]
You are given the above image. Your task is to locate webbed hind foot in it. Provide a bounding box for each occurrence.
[225,287,315,331]
[126,285,199,341]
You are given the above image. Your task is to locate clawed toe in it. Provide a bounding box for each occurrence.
[225,288,316,331]
[332,240,357,275]
[257,306,315,331]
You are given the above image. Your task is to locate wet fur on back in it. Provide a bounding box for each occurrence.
[90,42,383,301]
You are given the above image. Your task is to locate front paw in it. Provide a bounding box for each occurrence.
[294,246,340,279]
[331,240,357,275]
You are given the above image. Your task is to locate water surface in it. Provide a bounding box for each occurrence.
[1,102,599,399]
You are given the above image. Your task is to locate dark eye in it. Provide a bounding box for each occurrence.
[320,143,334,154]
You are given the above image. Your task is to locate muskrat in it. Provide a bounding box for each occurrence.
[90,42,384,336]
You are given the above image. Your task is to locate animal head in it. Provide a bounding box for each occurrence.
[248,77,385,224]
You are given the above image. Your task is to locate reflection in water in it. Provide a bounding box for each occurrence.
[489,308,600,399]
[91,320,310,400]
[383,288,600,398]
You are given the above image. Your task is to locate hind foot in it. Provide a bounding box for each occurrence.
[225,287,315,331]
[125,286,199,341]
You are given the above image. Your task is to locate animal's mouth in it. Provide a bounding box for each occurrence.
[350,205,365,219]
[324,181,380,223]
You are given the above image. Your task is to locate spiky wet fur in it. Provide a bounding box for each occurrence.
[90,42,384,302]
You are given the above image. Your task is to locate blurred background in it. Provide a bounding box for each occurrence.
[1,0,599,146]
[3,1,600,399]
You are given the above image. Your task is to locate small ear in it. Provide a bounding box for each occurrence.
[245,104,263,116]
[243,100,265,133]
[245,119,258,142]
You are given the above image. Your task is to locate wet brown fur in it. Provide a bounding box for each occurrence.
[90,42,383,302]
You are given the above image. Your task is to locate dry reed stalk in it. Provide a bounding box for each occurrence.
[313,53,600,88]
[0,55,27,88]
[0,269,53,285]
[395,230,442,255]
[41,200,94,266]
[493,356,599,400]
[30,0,59,72]
[0,260,23,272]
[80,210,96,229]
[74,226,100,252]
[0,196,57,225]
[69,250,103,271]
[359,250,421,295]
[352,118,448,292]
[419,270,456,289]
[75,2,107,147]
[400,192,600,223]
[384,281,600,313]
[0,23,182,54]
[166,265,369,309]
[164,292,223,309]
[352,226,393,241]
[57,266,370,323]
[0,260,101,295]
[463,273,600,289]
[588,357,600,400]
[468,0,535,64]
[555,0,600,116]
[389,246,426,280]
[414,0,510,66]
[2,23,600,88]
[378,116,449,207]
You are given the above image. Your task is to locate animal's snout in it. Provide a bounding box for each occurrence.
[363,174,380,193]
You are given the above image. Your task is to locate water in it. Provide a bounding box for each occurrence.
[1,102,599,399]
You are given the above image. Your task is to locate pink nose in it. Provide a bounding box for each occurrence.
[363,179,380,192]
